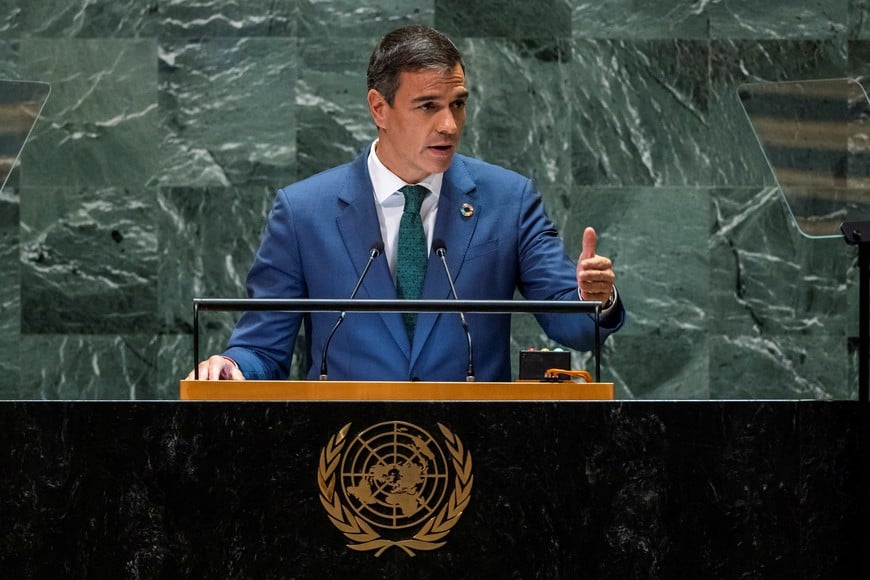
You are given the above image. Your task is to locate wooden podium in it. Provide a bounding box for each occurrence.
[179,379,614,401]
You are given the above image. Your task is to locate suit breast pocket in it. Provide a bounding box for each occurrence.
[458,238,513,297]
[464,239,498,261]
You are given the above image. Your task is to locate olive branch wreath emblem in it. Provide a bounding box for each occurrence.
[317,422,473,557]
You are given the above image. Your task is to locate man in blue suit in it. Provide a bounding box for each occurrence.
[190,24,624,382]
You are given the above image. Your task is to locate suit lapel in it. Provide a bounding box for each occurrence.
[412,157,479,363]
[335,151,410,356]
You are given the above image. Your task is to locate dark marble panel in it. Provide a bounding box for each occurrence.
[156,185,274,333]
[605,333,711,399]
[707,184,852,399]
[17,335,161,399]
[709,186,849,336]
[295,36,374,180]
[0,190,21,397]
[709,334,850,399]
[710,334,857,399]
[708,0,848,40]
[436,0,572,38]
[0,38,21,79]
[845,246,861,340]
[567,39,713,187]
[158,37,297,188]
[1,402,866,578]
[529,182,585,248]
[159,0,298,37]
[19,186,159,334]
[572,0,848,41]
[18,39,159,188]
[0,0,161,38]
[0,188,18,226]
[458,38,572,189]
[298,0,434,37]
[851,0,870,39]
[0,161,19,193]
[572,0,711,40]
[847,38,870,80]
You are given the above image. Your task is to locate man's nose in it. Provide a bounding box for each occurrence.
[437,109,459,134]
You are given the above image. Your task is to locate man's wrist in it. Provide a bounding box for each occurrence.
[602,288,616,310]
[578,287,617,309]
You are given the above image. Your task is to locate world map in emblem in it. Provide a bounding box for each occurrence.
[340,421,450,530]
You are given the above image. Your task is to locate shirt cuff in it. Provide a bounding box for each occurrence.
[601,287,617,312]
[578,287,618,312]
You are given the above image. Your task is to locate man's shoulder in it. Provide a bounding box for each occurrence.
[278,156,363,196]
[451,153,530,186]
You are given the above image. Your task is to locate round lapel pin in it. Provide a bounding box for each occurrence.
[460,203,474,217]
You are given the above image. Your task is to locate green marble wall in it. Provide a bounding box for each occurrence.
[0,0,862,399]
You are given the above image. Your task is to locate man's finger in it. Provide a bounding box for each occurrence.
[186,356,235,380]
[581,227,597,261]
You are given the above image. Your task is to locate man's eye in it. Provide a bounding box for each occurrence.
[453,100,466,109]
[419,103,434,110]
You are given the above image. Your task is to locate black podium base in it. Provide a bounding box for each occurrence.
[1,401,867,579]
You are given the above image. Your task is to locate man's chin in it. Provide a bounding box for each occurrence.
[425,149,456,170]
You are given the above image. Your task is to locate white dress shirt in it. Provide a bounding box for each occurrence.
[367,140,442,280]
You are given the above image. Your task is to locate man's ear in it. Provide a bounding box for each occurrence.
[368,88,388,129]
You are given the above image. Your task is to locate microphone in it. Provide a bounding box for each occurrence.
[320,241,384,380]
[432,239,475,382]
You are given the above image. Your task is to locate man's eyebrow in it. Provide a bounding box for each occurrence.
[410,90,469,104]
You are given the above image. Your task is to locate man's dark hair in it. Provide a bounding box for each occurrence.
[367,25,465,105]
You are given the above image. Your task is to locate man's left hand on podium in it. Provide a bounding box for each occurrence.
[186,355,245,381]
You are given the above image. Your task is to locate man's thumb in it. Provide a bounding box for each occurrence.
[581,227,597,260]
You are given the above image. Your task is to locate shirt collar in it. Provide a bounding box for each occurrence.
[368,139,443,205]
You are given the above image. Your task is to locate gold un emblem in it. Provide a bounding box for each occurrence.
[318,421,473,556]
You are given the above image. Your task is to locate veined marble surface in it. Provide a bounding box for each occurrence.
[0,0,861,399]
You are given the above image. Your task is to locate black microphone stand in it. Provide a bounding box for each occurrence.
[319,244,383,380]
[434,245,475,382]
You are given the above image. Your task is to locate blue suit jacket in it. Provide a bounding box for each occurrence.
[224,149,624,381]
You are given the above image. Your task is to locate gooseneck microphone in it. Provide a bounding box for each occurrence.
[319,241,384,380]
[432,239,475,382]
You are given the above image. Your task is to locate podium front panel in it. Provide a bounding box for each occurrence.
[1,401,867,578]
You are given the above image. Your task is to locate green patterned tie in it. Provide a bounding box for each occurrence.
[396,184,429,338]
